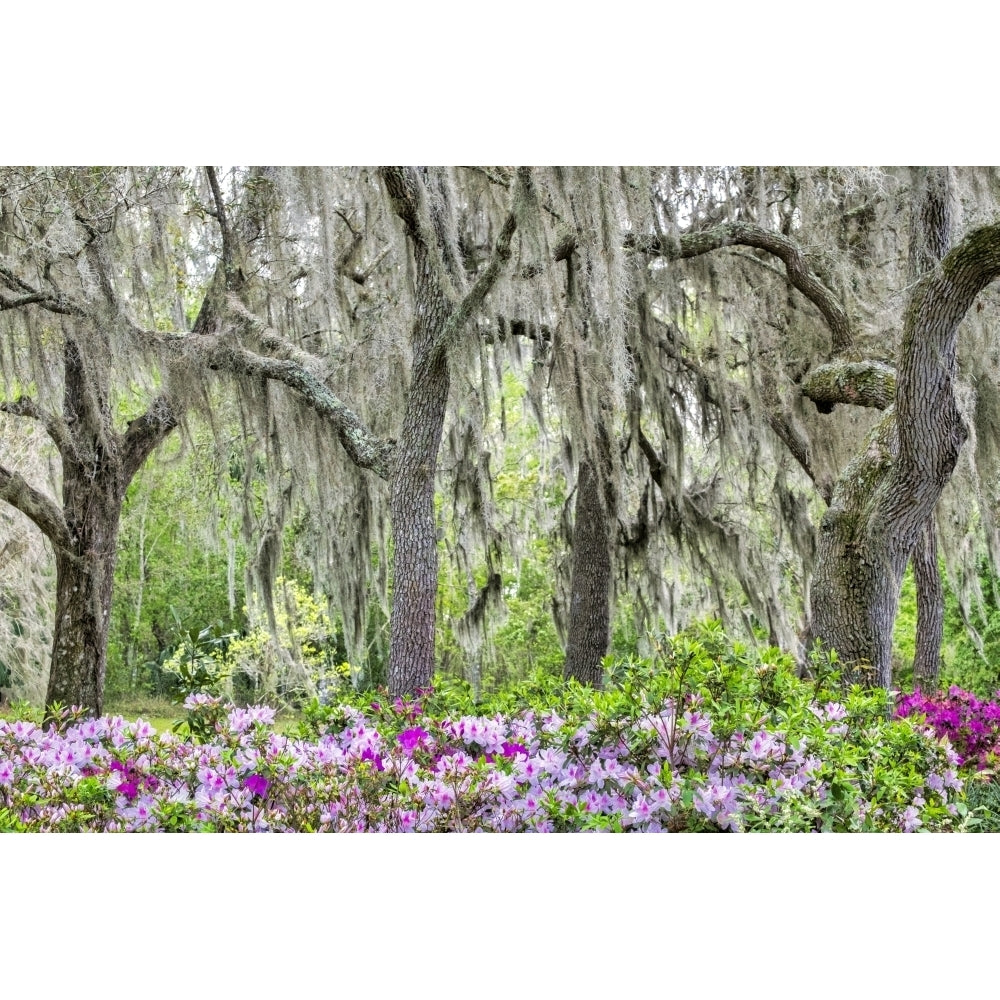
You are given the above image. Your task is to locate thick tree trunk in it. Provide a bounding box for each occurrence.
[382,168,455,697]
[47,511,121,716]
[809,214,1000,686]
[379,167,519,696]
[41,340,176,715]
[387,348,451,696]
[563,456,614,687]
[809,413,903,688]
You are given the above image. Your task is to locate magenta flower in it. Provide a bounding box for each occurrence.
[359,747,385,772]
[117,780,139,801]
[243,773,270,797]
[501,741,529,759]
[397,727,430,753]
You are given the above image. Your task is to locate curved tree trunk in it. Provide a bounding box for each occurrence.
[809,212,1000,686]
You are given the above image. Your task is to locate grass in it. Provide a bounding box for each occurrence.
[1,693,303,735]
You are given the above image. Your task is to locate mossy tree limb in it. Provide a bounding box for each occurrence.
[801,360,897,413]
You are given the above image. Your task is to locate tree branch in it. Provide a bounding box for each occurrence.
[629,222,854,353]
[894,221,1000,502]
[801,360,897,413]
[0,264,86,317]
[379,166,423,242]
[431,205,518,361]
[0,396,80,464]
[0,463,77,559]
[213,299,394,480]
[206,166,239,290]
[121,395,179,482]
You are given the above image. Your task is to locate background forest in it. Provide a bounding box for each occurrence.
[4,166,1000,716]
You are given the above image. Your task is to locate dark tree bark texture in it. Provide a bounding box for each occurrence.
[45,341,177,715]
[379,167,518,696]
[563,451,615,687]
[912,517,944,688]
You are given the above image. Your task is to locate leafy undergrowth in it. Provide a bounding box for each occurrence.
[0,624,979,832]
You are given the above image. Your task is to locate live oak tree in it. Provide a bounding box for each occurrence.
[0,166,529,708]
[0,168,184,714]
[6,166,1000,713]
[624,167,1000,689]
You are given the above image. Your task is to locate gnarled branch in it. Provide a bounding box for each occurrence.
[629,222,854,353]
[0,395,80,464]
[431,205,518,361]
[0,463,77,559]
[209,302,394,480]
[121,395,179,482]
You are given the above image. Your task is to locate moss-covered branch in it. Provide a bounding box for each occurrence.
[629,222,853,353]
[0,395,80,464]
[203,304,395,481]
[801,360,897,413]
[0,463,77,559]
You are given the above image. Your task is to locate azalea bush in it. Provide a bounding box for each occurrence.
[0,624,974,832]
[894,685,1000,773]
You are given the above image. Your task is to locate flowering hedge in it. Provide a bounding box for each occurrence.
[895,686,1000,772]
[0,626,973,832]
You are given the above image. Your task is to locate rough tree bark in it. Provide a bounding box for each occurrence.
[906,168,951,690]
[0,334,177,716]
[912,517,944,688]
[45,341,177,714]
[563,434,616,687]
[809,213,1000,686]
[633,178,973,688]
[378,167,518,696]
[155,167,519,698]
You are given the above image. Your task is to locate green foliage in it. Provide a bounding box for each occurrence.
[964,776,1000,831]
[0,699,44,724]
[292,620,965,831]
[160,620,238,701]
[587,621,963,831]
[892,559,1000,697]
[227,577,349,706]
[940,571,1000,697]
[108,433,246,701]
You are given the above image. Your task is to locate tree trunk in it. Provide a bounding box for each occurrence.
[563,454,614,687]
[809,216,1000,686]
[912,516,943,689]
[382,168,455,697]
[41,340,177,716]
[379,167,519,697]
[906,169,951,693]
[46,487,123,716]
[809,412,902,687]
[387,346,451,697]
